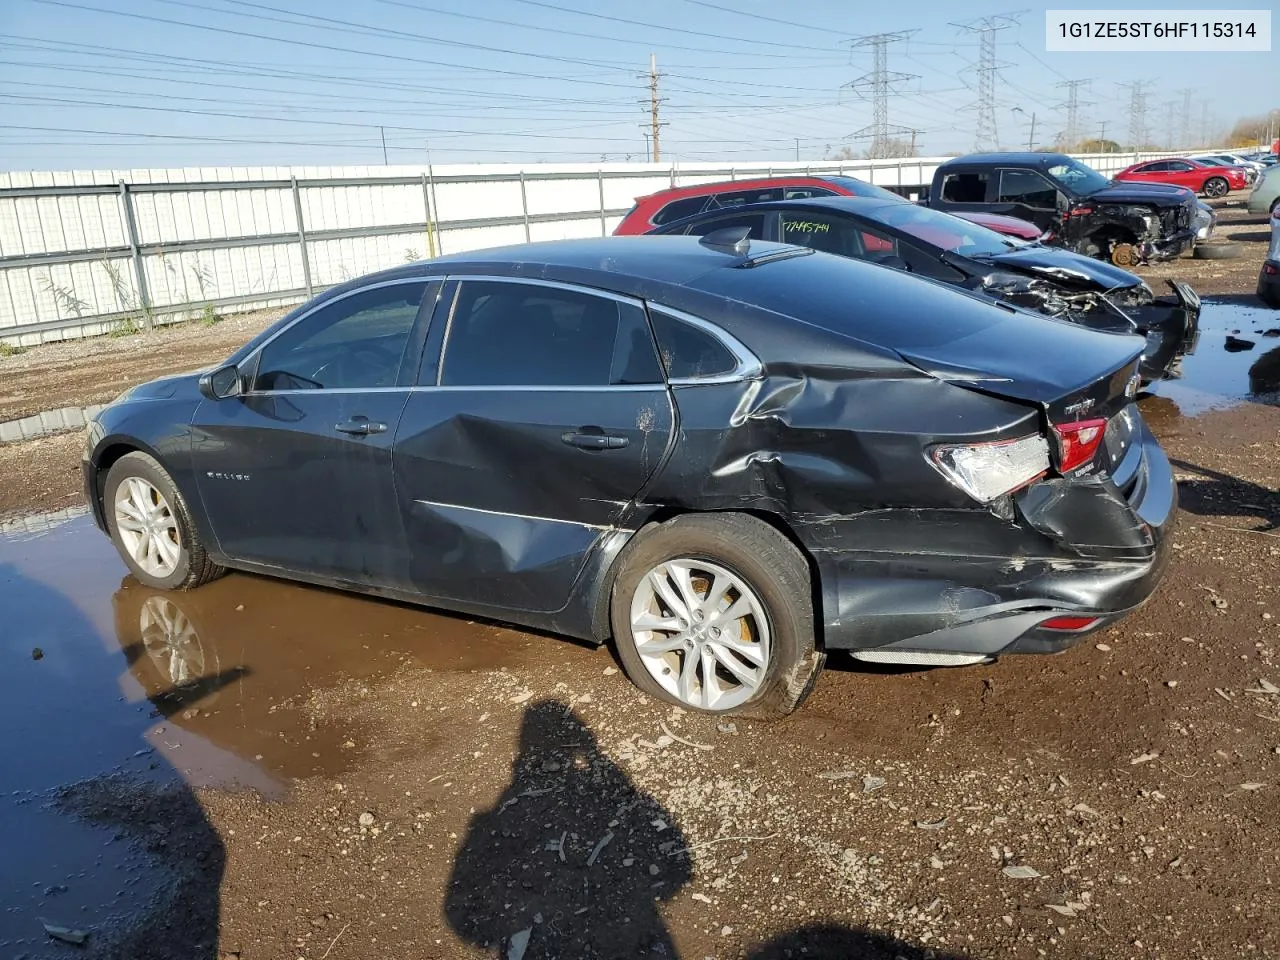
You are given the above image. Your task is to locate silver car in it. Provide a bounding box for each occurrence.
[1248,163,1280,216]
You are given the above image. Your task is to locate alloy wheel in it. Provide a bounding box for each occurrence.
[628,558,771,711]
[139,596,206,686]
[114,476,182,579]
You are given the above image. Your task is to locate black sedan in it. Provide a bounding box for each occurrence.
[83,234,1176,718]
[649,196,1201,385]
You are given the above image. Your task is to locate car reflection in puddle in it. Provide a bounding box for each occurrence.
[1,513,546,954]
[1148,298,1280,416]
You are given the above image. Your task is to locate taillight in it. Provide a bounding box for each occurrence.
[1053,418,1108,472]
[1265,262,1279,276]
[1042,615,1100,630]
[927,434,1050,503]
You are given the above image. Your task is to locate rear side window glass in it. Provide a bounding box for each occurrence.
[652,196,708,225]
[440,281,663,387]
[647,310,738,380]
[940,172,988,203]
[780,213,859,256]
[706,188,783,210]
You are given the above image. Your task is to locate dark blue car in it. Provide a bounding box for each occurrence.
[83,234,1177,718]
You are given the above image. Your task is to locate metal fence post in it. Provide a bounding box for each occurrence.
[598,169,606,236]
[290,177,314,298]
[519,170,531,242]
[117,180,152,330]
[420,173,437,258]
[427,164,443,255]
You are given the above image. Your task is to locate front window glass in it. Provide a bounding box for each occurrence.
[253,282,426,391]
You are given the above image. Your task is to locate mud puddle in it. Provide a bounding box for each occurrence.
[1,512,548,953]
[1149,297,1280,416]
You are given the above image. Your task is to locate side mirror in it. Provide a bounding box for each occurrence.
[199,363,243,400]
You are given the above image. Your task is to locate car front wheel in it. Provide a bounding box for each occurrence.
[103,451,224,591]
[609,513,823,719]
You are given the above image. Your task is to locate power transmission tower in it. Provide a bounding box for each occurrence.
[1055,78,1092,150]
[844,31,919,158]
[952,14,1021,152]
[1163,100,1178,149]
[638,54,668,162]
[1199,100,1211,146]
[1118,80,1152,151]
[1178,88,1194,148]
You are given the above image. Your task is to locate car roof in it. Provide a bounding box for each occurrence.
[659,195,903,223]
[636,174,841,201]
[939,152,1074,168]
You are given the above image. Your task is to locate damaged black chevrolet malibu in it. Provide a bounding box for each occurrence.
[82,235,1177,718]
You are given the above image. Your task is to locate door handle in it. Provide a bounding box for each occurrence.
[561,428,629,450]
[334,418,387,436]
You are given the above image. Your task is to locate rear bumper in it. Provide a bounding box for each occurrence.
[804,417,1177,660]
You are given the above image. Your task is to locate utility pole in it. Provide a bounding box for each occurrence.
[1118,79,1151,151]
[795,138,799,161]
[952,14,1020,152]
[380,126,388,165]
[1012,107,1036,149]
[845,31,918,158]
[1099,119,1109,150]
[642,131,651,163]
[1056,79,1092,151]
[645,53,666,163]
[1199,100,1211,146]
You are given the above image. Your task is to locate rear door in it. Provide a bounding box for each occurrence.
[392,277,675,613]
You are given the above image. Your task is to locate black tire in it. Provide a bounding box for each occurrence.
[1202,177,1229,199]
[609,513,823,720]
[103,451,224,591]
[1193,241,1245,260]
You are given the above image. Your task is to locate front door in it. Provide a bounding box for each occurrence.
[393,277,675,614]
[191,278,434,587]
[994,168,1062,230]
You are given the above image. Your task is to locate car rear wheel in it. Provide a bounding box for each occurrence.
[609,513,823,719]
[1203,177,1229,198]
[104,451,224,591]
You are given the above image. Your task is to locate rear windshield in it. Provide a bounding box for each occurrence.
[820,175,908,203]
[864,202,1018,257]
[689,248,1009,350]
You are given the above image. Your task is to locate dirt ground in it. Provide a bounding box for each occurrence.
[2,192,1278,960]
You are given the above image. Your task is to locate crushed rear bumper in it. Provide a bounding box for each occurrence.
[801,413,1176,660]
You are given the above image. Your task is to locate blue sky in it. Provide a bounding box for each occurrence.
[0,0,1275,170]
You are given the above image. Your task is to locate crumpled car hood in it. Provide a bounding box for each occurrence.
[975,246,1142,292]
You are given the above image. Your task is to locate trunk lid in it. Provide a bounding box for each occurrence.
[896,310,1144,473]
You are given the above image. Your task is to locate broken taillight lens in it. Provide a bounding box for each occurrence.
[1053,418,1108,473]
[927,434,1050,503]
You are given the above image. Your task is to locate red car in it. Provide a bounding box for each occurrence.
[1113,157,1248,199]
[614,175,1043,240]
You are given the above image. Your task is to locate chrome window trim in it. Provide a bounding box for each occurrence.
[436,274,660,390]
[240,276,435,397]
[646,304,763,385]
